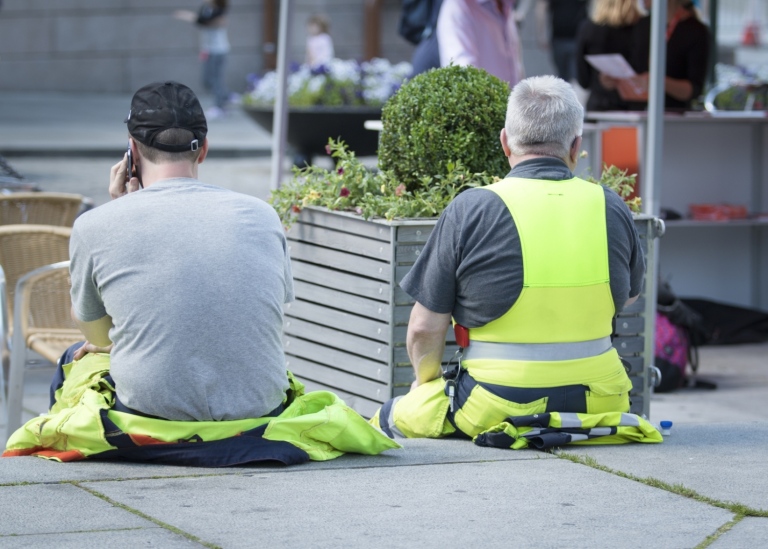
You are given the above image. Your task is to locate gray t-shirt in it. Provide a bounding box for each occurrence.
[400,157,645,327]
[70,178,294,421]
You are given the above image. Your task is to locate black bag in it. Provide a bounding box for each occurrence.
[398,0,433,45]
[680,298,768,345]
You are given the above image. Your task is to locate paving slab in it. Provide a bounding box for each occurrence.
[709,517,768,549]
[0,438,546,484]
[558,423,768,512]
[82,458,733,549]
[0,92,271,157]
[0,529,201,549]
[0,483,153,536]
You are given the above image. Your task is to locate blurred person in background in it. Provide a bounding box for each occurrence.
[535,0,589,83]
[305,14,335,70]
[410,0,444,76]
[575,0,645,111]
[174,0,232,119]
[622,0,710,111]
[437,0,525,87]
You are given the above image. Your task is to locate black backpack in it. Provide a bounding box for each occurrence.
[398,0,435,45]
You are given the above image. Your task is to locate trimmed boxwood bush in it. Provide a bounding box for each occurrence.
[377,64,510,191]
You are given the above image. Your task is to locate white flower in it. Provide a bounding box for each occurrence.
[246,57,413,107]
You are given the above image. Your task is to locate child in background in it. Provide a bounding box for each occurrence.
[174,0,232,119]
[306,15,334,70]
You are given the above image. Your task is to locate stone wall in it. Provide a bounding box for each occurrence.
[0,0,414,94]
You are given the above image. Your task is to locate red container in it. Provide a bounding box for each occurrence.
[689,204,748,221]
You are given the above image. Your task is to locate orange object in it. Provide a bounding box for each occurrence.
[601,127,640,199]
[689,204,748,221]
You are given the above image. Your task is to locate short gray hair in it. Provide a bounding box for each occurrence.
[504,75,584,160]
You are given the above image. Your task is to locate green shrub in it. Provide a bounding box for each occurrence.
[268,65,640,228]
[269,138,497,227]
[377,65,510,191]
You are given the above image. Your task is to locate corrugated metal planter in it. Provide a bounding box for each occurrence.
[283,207,663,419]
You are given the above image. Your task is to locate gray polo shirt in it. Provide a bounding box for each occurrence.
[70,178,293,421]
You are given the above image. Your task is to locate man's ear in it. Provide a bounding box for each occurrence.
[570,135,583,165]
[500,128,512,157]
[129,137,140,165]
[197,137,209,164]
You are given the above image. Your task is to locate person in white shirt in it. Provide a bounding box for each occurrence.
[305,14,335,70]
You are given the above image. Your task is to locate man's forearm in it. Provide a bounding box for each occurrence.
[71,307,113,347]
[407,302,452,386]
[665,76,693,102]
[409,334,446,385]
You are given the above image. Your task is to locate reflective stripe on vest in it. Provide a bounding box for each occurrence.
[462,336,613,362]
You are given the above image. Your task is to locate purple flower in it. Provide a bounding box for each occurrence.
[325,144,332,155]
[337,167,344,175]
[339,187,350,197]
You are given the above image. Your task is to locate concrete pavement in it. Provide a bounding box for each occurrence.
[1,92,768,548]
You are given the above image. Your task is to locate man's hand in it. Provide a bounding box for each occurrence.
[73,341,114,361]
[109,153,141,200]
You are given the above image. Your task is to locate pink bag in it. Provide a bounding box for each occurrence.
[654,312,690,392]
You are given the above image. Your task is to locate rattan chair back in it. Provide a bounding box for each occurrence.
[0,192,85,227]
[0,225,72,330]
[16,262,80,362]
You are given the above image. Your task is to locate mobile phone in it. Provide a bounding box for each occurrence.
[126,142,133,179]
[126,141,143,188]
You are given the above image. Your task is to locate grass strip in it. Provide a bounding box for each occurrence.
[557,451,767,546]
[694,515,744,549]
[73,482,221,549]
[556,452,768,517]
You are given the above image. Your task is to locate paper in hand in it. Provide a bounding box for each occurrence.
[584,54,637,79]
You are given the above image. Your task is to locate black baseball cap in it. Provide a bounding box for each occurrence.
[125,81,207,152]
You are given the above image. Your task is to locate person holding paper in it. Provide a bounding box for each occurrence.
[622,0,710,111]
[575,0,645,111]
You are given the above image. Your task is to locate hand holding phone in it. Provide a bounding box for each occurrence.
[109,142,142,200]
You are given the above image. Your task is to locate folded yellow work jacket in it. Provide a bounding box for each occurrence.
[4,354,401,466]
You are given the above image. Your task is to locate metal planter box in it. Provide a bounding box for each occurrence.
[283,207,662,419]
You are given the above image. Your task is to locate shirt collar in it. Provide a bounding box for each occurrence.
[505,157,574,181]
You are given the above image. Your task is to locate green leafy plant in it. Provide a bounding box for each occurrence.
[269,65,641,227]
[269,65,507,227]
[585,163,642,213]
[377,64,510,191]
[269,138,497,227]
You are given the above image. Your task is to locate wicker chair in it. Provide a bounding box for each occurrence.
[5,261,82,440]
[0,192,89,227]
[0,225,75,436]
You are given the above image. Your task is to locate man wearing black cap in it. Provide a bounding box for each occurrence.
[67,81,294,422]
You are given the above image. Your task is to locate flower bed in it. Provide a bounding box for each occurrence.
[244,58,412,108]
